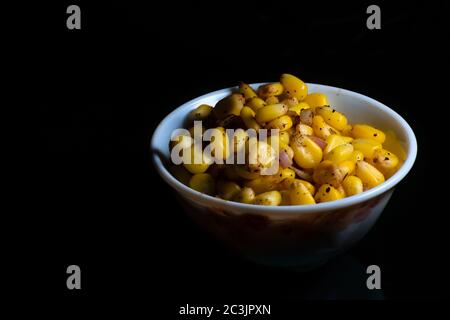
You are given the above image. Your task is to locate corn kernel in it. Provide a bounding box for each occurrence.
[351,139,382,159]
[324,143,354,163]
[303,93,328,108]
[315,106,348,130]
[254,190,282,206]
[189,173,215,195]
[255,103,288,124]
[290,133,323,169]
[352,124,386,143]
[342,175,363,196]
[314,184,343,203]
[355,160,385,189]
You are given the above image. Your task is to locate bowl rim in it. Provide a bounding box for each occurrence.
[151,82,417,213]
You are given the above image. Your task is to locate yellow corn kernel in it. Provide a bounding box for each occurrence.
[189,104,213,121]
[265,96,279,105]
[315,106,348,131]
[297,123,314,136]
[169,165,192,185]
[233,165,261,180]
[233,187,256,204]
[255,103,288,124]
[239,82,257,100]
[324,134,353,154]
[313,160,345,187]
[369,148,400,178]
[244,175,278,194]
[279,131,290,148]
[281,178,315,195]
[240,106,261,131]
[257,82,284,99]
[189,173,215,195]
[208,127,230,160]
[288,182,316,205]
[290,133,323,169]
[341,124,353,137]
[183,145,211,174]
[383,130,407,161]
[213,93,245,119]
[338,160,356,177]
[303,93,328,108]
[342,175,363,196]
[288,102,310,116]
[246,97,266,111]
[229,128,248,154]
[351,124,386,143]
[314,184,343,203]
[281,96,299,108]
[280,74,308,100]
[350,150,364,162]
[217,180,242,200]
[312,115,340,139]
[280,190,291,205]
[351,139,382,159]
[337,185,346,198]
[265,115,293,131]
[324,143,354,163]
[355,160,385,189]
[254,190,282,206]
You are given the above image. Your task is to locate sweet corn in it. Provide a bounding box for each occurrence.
[383,130,407,161]
[297,123,314,136]
[240,106,261,131]
[290,133,323,169]
[341,124,353,137]
[254,190,282,206]
[266,115,293,131]
[281,96,299,108]
[324,143,354,163]
[217,180,242,200]
[189,104,213,121]
[183,145,211,174]
[288,102,310,117]
[303,93,328,108]
[280,73,308,100]
[247,97,266,111]
[265,96,279,105]
[313,160,345,188]
[255,103,288,124]
[279,131,290,148]
[324,134,353,154]
[314,184,343,203]
[280,190,291,205]
[281,178,315,195]
[230,128,248,154]
[369,148,399,177]
[342,175,363,196]
[312,115,340,140]
[350,150,364,162]
[338,160,356,177]
[233,187,255,204]
[239,82,257,100]
[233,165,260,180]
[208,127,230,160]
[351,139,382,159]
[244,168,294,194]
[352,124,386,144]
[288,182,316,205]
[315,106,348,131]
[189,173,215,195]
[213,93,245,119]
[257,82,284,99]
[355,160,385,189]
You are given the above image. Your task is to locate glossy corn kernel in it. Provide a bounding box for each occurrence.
[189,173,215,195]
[338,160,356,177]
[213,93,245,119]
[297,123,314,136]
[254,190,282,206]
[351,124,386,143]
[288,182,316,205]
[281,178,315,195]
[288,102,310,117]
[280,74,308,100]
[290,133,323,169]
[313,160,345,188]
[314,184,343,203]
[217,180,242,200]
[303,93,328,108]
[350,150,364,162]
[239,82,257,100]
[315,106,348,131]
[312,115,340,140]
[257,82,284,99]
[255,103,288,124]
[246,97,266,111]
[324,134,353,154]
[244,168,293,194]
[266,115,293,131]
[233,187,255,204]
[279,131,290,148]
[342,175,363,196]
[383,130,407,161]
[240,106,261,131]
[351,139,382,159]
[324,143,354,163]
[341,124,353,137]
[189,104,213,121]
[355,160,385,189]
[369,148,400,177]
[183,145,211,174]
[265,96,279,105]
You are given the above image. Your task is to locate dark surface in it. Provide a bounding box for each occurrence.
[12,0,450,315]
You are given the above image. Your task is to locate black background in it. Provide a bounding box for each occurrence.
[10,0,450,316]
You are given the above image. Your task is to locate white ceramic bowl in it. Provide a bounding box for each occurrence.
[151,83,417,269]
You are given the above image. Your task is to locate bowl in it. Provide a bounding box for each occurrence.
[151,83,417,270]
